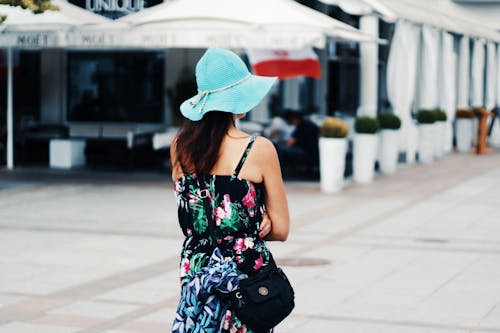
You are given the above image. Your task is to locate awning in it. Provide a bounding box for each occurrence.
[0,0,110,48]
[317,0,500,42]
[113,0,380,50]
[316,0,396,20]
[0,0,110,170]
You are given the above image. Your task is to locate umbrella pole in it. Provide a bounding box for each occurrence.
[7,47,14,169]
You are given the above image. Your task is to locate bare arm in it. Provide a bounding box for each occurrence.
[257,137,290,241]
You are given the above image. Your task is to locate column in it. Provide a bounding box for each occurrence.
[283,79,300,110]
[359,15,379,117]
[7,48,13,169]
[41,50,66,123]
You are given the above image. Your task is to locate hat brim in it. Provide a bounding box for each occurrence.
[180,75,278,121]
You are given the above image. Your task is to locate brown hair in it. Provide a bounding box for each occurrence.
[175,111,234,174]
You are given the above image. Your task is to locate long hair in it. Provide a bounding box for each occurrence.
[175,111,234,175]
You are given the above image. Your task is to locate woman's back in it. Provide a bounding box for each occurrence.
[174,135,276,281]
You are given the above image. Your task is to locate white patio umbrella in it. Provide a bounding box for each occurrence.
[0,0,109,47]
[471,39,486,108]
[491,43,500,147]
[0,0,110,169]
[116,0,379,50]
[417,26,440,110]
[386,20,420,160]
[498,44,500,108]
[488,42,500,147]
[485,42,497,110]
[457,36,470,109]
[439,31,457,153]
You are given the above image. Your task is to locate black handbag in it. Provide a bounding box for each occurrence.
[229,263,295,332]
[197,176,295,331]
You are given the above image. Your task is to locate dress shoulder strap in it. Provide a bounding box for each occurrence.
[232,136,256,178]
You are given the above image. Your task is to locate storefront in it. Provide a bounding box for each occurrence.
[0,0,377,169]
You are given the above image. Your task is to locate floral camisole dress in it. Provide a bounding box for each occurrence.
[174,136,275,333]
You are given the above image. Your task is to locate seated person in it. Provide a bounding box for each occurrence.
[276,109,319,174]
[264,115,295,146]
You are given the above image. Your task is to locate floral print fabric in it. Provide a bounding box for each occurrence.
[173,137,275,333]
[172,248,245,333]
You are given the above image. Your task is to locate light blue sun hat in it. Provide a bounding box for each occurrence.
[180,48,278,121]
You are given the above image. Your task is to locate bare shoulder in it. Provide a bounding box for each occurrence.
[253,136,276,151]
[252,136,278,159]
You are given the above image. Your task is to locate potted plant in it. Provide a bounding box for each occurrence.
[455,108,474,153]
[353,116,379,184]
[377,112,401,174]
[318,117,349,193]
[434,109,447,159]
[416,109,436,163]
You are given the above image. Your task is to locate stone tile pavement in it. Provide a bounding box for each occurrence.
[0,151,500,332]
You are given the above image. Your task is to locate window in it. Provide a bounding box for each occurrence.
[67,51,164,123]
[0,51,41,126]
[328,56,360,116]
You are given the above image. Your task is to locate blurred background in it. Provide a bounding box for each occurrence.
[1,0,500,332]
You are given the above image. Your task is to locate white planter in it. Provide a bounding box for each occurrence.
[406,123,418,164]
[319,137,347,193]
[49,139,86,169]
[418,124,434,164]
[455,118,473,153]
[353,134,378,184]
[379,129,399,174]
[444,121,453,154]
[434,122,446,159]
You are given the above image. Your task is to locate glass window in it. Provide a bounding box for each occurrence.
[0,50,41,126]
[328,57,360,116]
[67,51,164,123]
[378,21,393,114]
[0,51,41,165]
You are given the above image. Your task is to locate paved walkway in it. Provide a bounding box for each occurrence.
[0,151,500,333]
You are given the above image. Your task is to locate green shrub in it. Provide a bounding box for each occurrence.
[320,117,349,138]
[378,112,401,130]
[455,108,474,119]
[434,109,447,122]
[416,109,437,124]
[354,116,379,134]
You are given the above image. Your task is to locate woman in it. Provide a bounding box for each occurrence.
[170,48,290,333]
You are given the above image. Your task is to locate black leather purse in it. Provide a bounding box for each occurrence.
[229,263,295,332]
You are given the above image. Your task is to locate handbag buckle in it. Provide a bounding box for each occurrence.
[199,189,210,198]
